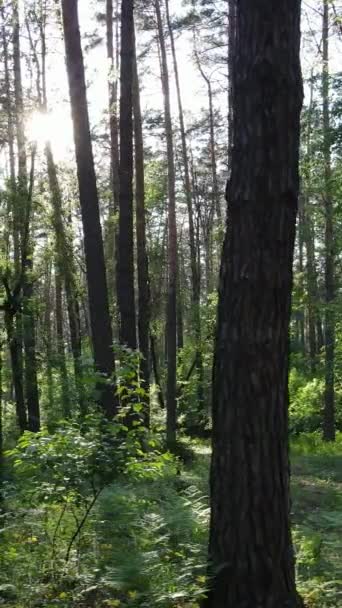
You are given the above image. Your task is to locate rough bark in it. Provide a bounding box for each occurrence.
[206,1,303,607]
[61,0,116,417]
[155,0,177,448]
[322,0,335,442]
[117,0,137,349]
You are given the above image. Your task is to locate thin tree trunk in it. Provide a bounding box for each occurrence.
[5,311,26,432]
[165,0,204,416]
[55,270,71,419]
[44,262,54,418]
[61,0,117,417]
[133,34,151,425]
[322,0,335,441]
[155,0,177,449]
[206,1,303,606]
[105,0,120,302]
[117,0,137,349]
[150,334,165,410]
[13,5,40,432]
[45,144,85,414]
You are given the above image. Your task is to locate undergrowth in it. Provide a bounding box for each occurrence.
[0,433,341,607]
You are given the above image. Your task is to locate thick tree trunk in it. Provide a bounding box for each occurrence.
[322,0,335,442]
[61,0,117,417]
[206,2,303,607]
[155,0,177,449]
[117,0,137,349]
[133,37,151,425]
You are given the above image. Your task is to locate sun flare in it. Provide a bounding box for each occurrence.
[27,108,73,162]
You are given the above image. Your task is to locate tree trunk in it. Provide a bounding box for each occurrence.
[206,1,303,606]
[133,35,151,425]
[117,0,137,349]
[155,0,177,449]
[55,270,71,419]
[165,0,204,417]
[23,252,40,433]
[44,262,54,418]
[105,0,120,303]
[13,5,40,433]
[45,143,85,414]
[322,0,335,442]
[61,0,117,417]
[5,311,27,432]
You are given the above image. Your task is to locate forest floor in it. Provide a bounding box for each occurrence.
[183,438,342,608]
[0,435,341,608]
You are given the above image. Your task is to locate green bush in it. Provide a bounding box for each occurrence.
[289,369,324,434]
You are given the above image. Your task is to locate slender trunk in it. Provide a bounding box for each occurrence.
[208,81,221,224]
[55,271,71,419]
[117,0,137,349]
[13,6,40,433]
[45,143,85,413]
[297,198,305,351]
[165,0,204,415]
[206,1,303,606]
[105,0,120,302]
[61,0,117,417]
[322,0,335,441]
[44,263,54,418]
[5,311,27,432]
[133,35,150,425]
[302,77,323,372]
[150,334,165,409]
[1,13,16,188]
[23,253,40,433]
[177,253,184,351]
[155,0,177,448]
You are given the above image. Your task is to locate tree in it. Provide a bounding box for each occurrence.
[322,0,335,442]
[155,0,178,448]
[165,0,204,426]
[61,0,117,417]
[206,1,304,606]
[117,0,137,349]
[133,31,151,425]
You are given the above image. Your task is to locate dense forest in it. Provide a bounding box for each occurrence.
[0,1,341,607]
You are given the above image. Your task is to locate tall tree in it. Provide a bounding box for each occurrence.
[105,0,120,302]
[322,0,335,441]
[133,32,151,424]
[117,0,137,349]
[165,0,204,423]
[61,0,117,417]
[155,0,178,448]
[206,1,303,606]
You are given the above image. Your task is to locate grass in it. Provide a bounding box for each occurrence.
[183,436,342,608]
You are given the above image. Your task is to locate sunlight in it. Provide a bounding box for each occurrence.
[27,108,73,161]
